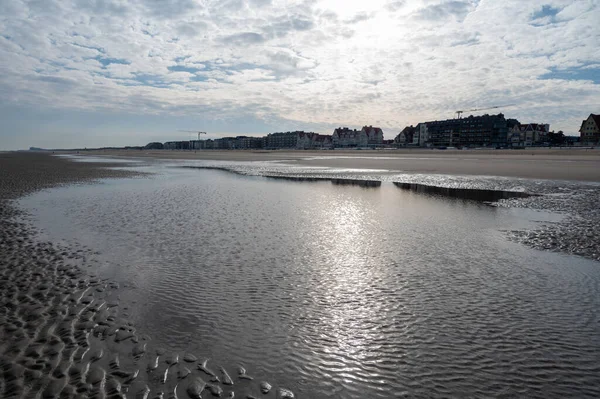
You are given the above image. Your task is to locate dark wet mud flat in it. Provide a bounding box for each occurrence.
[17,158,600,398]
[1,154,286,399]
[0,210,289,399]
[0,153,143,398]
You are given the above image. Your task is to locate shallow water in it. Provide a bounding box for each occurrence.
[20,160,600,398]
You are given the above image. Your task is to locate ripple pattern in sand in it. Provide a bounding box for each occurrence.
[16,164,600,398]
[0,201,294,399]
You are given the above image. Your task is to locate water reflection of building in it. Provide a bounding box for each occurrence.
[330,179,381,187]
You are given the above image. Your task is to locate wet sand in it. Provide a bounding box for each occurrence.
[0,153,288,399]
[0,153,147,398]
[2,152,599,398]
[78,148,600,182]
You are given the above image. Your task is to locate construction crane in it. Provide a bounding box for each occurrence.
[455,104,516,119]
[178,130,207,140]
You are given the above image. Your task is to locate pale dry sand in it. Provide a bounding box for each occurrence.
[78,148,600,182]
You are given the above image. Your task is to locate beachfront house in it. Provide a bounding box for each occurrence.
[332,126,384,148]
[361,125,384,145]
[332,127,361,147]
[296,132,333,149]
[509,123,550,147]
[415,123,428,146]
[419,114,509,148]
[395,126,416,146]
[264,132,299,149]
[314,134,332,149]
[579,114,600,144]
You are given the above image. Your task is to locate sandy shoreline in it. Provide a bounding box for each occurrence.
[72,148,600,182]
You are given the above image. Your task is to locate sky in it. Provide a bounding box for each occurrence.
[0,0,599,150]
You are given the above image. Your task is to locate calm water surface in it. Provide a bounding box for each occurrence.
[20,160,600,398]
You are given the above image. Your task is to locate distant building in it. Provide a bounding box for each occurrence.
[313,134,333,149]
[426,119,460,147]
[394,126,416,146]
[506,118,520,131]
[296,132,332,149]
[201,139,215,149]
[361,125,384,145]
[236,136,263,149]
[415,123,428,146]
[144,142,164,150]
[164,141,190,150]
[191,136,262,149]
[564,135,580,145]
[332,127,361,147]
[424,113,510,147]
[211,138,225,149]
[332,125,384,147]
[264,132,299,149]
[509,123,550,147]
[213,137,238,149]
[579,114,600,144]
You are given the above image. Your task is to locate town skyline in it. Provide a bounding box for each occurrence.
[1,0,599,150]
[23,111,598,152]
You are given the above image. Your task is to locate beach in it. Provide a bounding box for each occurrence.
[2,152,600,398]
[0,153,149,398]
[79,148,600,182]
[4,0,599,395]
[1,153,311,399]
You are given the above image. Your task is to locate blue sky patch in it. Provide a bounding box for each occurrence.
[532,5,561,19]
[168,65,204,73]
[191,74,209,82]
[133,73,172,88]
[530,5,561,25]
[95,56,130,67]
[539,66,600,84]
[71,42,105,54]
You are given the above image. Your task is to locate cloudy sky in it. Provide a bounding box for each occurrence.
[1,0,599,149]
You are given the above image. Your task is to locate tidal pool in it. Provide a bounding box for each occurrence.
[20,160,600,398]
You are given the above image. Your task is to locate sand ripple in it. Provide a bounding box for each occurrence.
[1,154,291,399]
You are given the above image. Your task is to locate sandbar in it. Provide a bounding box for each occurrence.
[76,148,600,182]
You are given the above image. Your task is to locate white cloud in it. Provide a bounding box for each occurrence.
[0,0,599,137]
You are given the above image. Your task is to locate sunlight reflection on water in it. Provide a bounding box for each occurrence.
[18,161,600,398]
